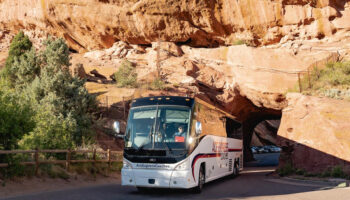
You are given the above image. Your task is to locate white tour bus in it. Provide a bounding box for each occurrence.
[115,96,243,192]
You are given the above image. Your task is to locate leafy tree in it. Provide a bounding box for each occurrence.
[20,38,97,149]
[0,90,34,151]
[2,31,33,85]
[0,33,97,151]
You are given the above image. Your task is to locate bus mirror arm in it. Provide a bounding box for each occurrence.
[116,134,125,139]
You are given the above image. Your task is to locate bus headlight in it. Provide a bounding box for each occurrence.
[188,137,194,144]
[175,160,188,170]
[123,160,132,169]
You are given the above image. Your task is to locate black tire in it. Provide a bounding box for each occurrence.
[137,187,148,193]
[232,163,239,178]
[193,165,205,193]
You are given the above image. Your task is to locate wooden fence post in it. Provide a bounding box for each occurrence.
[122,97,125,119]
[66,149,71,171]
[93,149,97,167]
[106,96,109,113]
[307,68,311,89]
[298,73,302,93]
[107,149,111,169]
[35,148,39,176]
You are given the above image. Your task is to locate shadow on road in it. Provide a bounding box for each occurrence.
[123,167,329,200]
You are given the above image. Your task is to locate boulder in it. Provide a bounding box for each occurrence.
[277,93,350,174]
[72,63,87,79]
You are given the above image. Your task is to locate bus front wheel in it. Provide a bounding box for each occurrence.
[193,165,205,193]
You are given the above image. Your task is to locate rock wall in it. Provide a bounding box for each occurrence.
[277,93,350,174]
[1,0,350,52]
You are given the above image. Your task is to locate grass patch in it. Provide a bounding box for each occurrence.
[278,163,350,180]
[290,61,350,100]
[232,40,246,45]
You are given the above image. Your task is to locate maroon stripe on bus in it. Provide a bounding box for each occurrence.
[191,153,221,181]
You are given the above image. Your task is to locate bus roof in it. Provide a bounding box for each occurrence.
[130,96,239,122]
[130,96,194,108]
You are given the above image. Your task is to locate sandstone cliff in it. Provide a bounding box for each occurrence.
[1,0,350,52]
[277,93,350,173]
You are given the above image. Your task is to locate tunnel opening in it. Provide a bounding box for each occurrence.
[243,114,282,168]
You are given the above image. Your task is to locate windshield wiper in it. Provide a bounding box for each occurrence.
[154,122,173,155]
[137,125,153,152]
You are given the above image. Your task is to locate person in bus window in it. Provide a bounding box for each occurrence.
[175,125,186,137]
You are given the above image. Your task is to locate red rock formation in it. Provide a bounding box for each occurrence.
[1,0,350,52]
[277,93,350,174]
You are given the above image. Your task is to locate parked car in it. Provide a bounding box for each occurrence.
[257,146,269,154]
[251,146,258,154]
[263,145,281,153]
[269,146,281,153]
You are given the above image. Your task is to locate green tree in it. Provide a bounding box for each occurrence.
[20,38,97,149]
[2,31,33,85]
[0,90,34,151]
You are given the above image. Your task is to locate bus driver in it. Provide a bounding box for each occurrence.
[174,125,186,142]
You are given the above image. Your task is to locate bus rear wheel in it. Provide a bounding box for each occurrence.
[233,164,239,177]
[193,165,205,193]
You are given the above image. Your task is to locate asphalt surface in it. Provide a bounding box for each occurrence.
[1,168,338,200]
[2,153,349,200]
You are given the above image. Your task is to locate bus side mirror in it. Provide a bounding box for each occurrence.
[113,121,120,134]
[195,121,202,136]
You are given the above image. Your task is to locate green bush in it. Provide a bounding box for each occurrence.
[291,61,350,100]
[331,166,346,178]
[233,40,246,45]
[114,60,137,88]
[0,89,35,152]
[277,162,295,176]
[150,78,165,90]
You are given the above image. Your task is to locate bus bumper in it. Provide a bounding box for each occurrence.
[121,168,196,189]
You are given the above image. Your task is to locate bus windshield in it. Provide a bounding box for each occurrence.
[125,105,191,151]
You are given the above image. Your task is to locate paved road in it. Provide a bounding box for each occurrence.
[3,167,349,200]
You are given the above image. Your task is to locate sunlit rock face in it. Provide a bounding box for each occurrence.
[1,0,350,52]
[1,0,350,168]
[277,93,350,174]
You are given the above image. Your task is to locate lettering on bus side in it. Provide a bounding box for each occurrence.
[212,141,228,153]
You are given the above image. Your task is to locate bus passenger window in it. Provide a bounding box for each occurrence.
[226,117,242,139]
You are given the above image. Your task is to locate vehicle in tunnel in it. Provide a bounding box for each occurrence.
[115,96,243,192]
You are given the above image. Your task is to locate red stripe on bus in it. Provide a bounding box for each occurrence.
[191,153,221,181]
[228,149,242,152]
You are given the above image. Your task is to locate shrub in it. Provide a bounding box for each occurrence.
[331,166,346,178]
[0,90,35,152]
[277,162,295,176]
[291,61,350,99]
[150,78,165,90]
[233,40,246,45]
[114,60,137,88]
